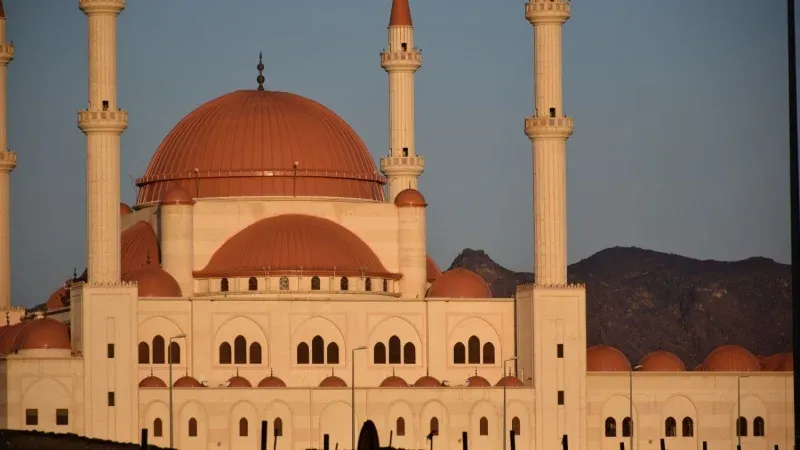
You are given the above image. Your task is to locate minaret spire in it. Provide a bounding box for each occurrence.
[380,0,424,201]
[0,0,15,310]
[256,51,265,91]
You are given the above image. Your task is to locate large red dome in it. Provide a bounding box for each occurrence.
[135,90,386,204]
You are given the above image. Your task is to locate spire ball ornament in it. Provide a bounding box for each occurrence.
[256,51,265,91]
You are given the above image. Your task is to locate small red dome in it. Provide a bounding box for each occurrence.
[173,375,203,388]
[701,345,760,372]
[426,268,491,298]
[257,375,287,388]
[139,376,167,388]
[227,375,252,388]
[639,350,685,371]
[778,354,794,371]
[587,345,631,372]
[467,375,491,387]
[319,375,347,388]
[496,376,524,387]
[394,189,427,207]
[122,266,182,298]
[413,375,441,387]
[0,322,26,354]
[161,186,195,206]
[380,375,409,387]
[426,256,442,282]
[16,318,70,351]
[761,352,793,371]
[120,203,133,216]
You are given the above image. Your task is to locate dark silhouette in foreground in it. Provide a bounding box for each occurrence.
[0,429,171,450]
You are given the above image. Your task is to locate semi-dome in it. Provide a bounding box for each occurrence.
[173,375,203,388]
[195,214,396,279]
[496,376,524,387]
[426,256,442,282]
[161,186,194,206]
[586,345,631,372]
[380,375,409,387]
[226,375,252,388]
[701,345,760,372]
[639,350,685,371]
[120,203,133,216]
[426,268,491,298]
[136,90,386,204]
[466,375,491,387]
[16,318,70,351]
[121,221,160,276]
[761,352,792,371]
[413,374,441,387]
[0,322,25,354]
[394,188,427,207]
[139,375,167,388]
[122,266,182,298]
[319,375,347,388]
[257,375,287,388]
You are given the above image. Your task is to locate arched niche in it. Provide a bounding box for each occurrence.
[178,401,208,449]
[319,401,359,450]
[386,399,415,446]
[600,394,639,450]
[735,394,769,440]
[138,316,186,365]
[293,316,346,362]
[214,316,269,366]
[507,400,532,450]
[470,400,500,443]
[419,400,449,449]
[264,400,293,447]
[661,395,698,441]
[447,316,502,366]
[368,316,423,365]
[20,378,71,432]
[230,400,259,447]
[142,401,169,446]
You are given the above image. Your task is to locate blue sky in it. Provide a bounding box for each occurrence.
[5,0,793,306]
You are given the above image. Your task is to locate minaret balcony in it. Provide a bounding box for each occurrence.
[525,0,570,24]
[380,51,422,71]
[0,150,17,173]
[525,115,573,140]
[380,155,425,175]
[0,44,13,65]
[77,109,128,134]
[79,0,126,15]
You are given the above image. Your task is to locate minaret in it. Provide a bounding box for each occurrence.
[77,0,128,283]
[524,0,574,285]
[379,0,424,201]
[0,1,15,310]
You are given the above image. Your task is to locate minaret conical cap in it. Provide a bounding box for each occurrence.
[0,1,6,19]
[389,0,412,26]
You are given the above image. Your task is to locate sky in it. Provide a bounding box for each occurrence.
[4,0,794,306]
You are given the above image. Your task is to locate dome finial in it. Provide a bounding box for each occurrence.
[256,51,266,91]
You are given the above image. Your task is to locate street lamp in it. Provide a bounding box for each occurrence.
[628,364,642,450]
[352,345,367,450]
[168,333,187,449]
[503,356,518,450]
[736,375,751,449]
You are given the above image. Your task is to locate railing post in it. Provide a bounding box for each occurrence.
[323,433,329,450]
[660,438,666,450]
[509,430,516,450]
[462,431,468,450]
[260,420,267,450]
[140,428,148,449]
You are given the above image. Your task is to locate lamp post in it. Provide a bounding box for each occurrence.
[352,345,367,450]
[736,375,751,449]
[628,364,642,450]
[168,333,186,449]
[503,356,518,450]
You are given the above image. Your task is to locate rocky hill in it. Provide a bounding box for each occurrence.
[448,246,792,367]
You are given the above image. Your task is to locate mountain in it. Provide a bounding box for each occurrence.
[448,246,792,367]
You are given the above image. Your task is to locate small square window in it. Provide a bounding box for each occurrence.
[557,344,564,358]
[107,343,115,358]
[557,391,564,405]
[56,409,69,426]
[25,409,38,426]
[108,392,115,407]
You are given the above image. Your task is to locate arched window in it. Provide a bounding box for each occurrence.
[274,417,283,437]
[188,418,198,437]
[605,417,617,437]
[365,278,372,291]
[327,342,340,364]
[665,417,677,437]
[468,336,481,364]
[153,418,163,437]
[682,417,694,437]
[234,335,247,364]
[169,341,181,364]
[383,279,388,292]
[482,342,495,364]
[248,277,258,291]
[479,417,489,436]
[454,342,466,364]
[239,417,248,437]
[311,336,325,364]
[220,278,229,292]
[219,342,232,364]
[311,276,320,290]
[403,342,416,364]
[374,343,387,364]
[340,277,349,291]
[138,342,150,364]
[297,343,309,364]
[736,417,748,437]
[753,416,765,437]
[249,343,262,364]
[622,417,633,437]
[279,276,289,291]
[396,417,406,436]
[152,335,165,364]
[430,417,439,436]
[512,417,521,436]
[388,336,401,364]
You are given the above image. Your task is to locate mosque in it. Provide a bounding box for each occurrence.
[0,0,793,449]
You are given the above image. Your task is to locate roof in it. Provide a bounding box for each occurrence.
[395,188,427,207]
[639,350,685,371]
[136,90,385,204]
[700,345,760,372]
[121,221,160,276]
[426,268,491,298]
[195,214,397,279]
[389,0,412,26]
[122,266,182,298]
[586,345,631,372]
